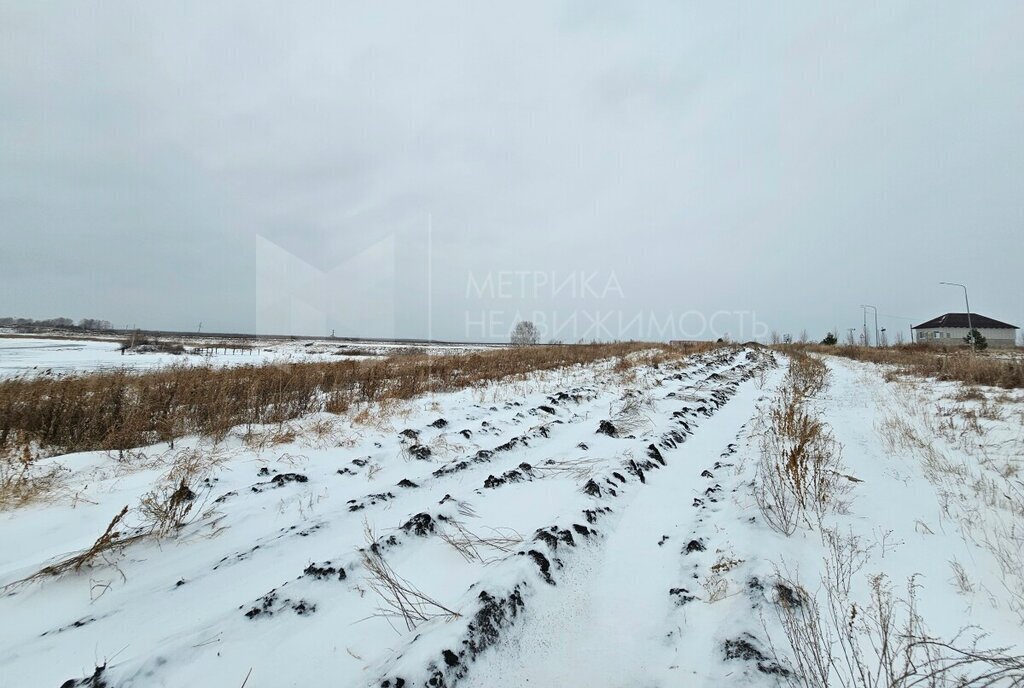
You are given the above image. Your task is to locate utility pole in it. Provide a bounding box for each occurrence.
[940,282,974,351]
[861,305,879,348]
[861,307,869,347]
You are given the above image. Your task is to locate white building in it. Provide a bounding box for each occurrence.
[912,313,1018,348]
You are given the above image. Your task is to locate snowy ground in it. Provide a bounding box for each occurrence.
[1,347,1022,687]
[0,336,489,379]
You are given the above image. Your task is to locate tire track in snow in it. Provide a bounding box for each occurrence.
[457,360,771,687]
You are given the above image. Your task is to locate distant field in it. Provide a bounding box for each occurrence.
[0,334,494,380]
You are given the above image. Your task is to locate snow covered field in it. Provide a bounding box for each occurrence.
[1,347,1022,687]
[0,336,487,379]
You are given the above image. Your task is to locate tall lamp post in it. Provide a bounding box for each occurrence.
[861,305,879,348]
[939,282,973,351]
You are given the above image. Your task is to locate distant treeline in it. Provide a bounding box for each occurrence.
[0,317,113,331]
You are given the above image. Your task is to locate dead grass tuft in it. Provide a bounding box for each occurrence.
[4,505,143,589]
[360,521,461,631]
[0,445,67,510]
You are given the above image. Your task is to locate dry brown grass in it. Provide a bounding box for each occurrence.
[795,344,1024,389]
[137,447,224,537]
[787,351,830,399]
[0,445,66,509]
[0,342,712,458]
[437,519,525,564]
[755,391,846,535]
[754,353,847,535]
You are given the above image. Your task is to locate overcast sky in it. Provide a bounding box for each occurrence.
[2,2,1022,343]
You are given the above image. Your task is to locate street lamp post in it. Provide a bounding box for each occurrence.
[939,282,973,351]
[861,305,879,348]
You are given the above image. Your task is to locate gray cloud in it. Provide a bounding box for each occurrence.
[2,2,1022,341]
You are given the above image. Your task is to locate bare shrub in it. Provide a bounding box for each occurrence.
[610,390,656,436]
[510,320,540,346]
[754,389,846,535]
[788,351,829,399]
[138,479,201,538]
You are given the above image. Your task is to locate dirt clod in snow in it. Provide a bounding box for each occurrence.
[396,478,418,488]
[303,562,346,581]
[659,428,687,449]
[494,436,527,452]
[429,418,448,428]
[773,581,804,608]
[408,444,432,460]
[244,590,317,619]
[669,587,696,605]
[270,472,308,486]
[466,588,526,657]
[572,524,593,538]
[534,527,576,550]
[523,550,554,584]
[685,539,706,554]
[483,469,527,489]
[401,513,436,536]
[722,635,789,676]
[596,420,617,437]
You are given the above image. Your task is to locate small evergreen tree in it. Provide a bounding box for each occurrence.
[820,332,838,346]
[964,328,988,351]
